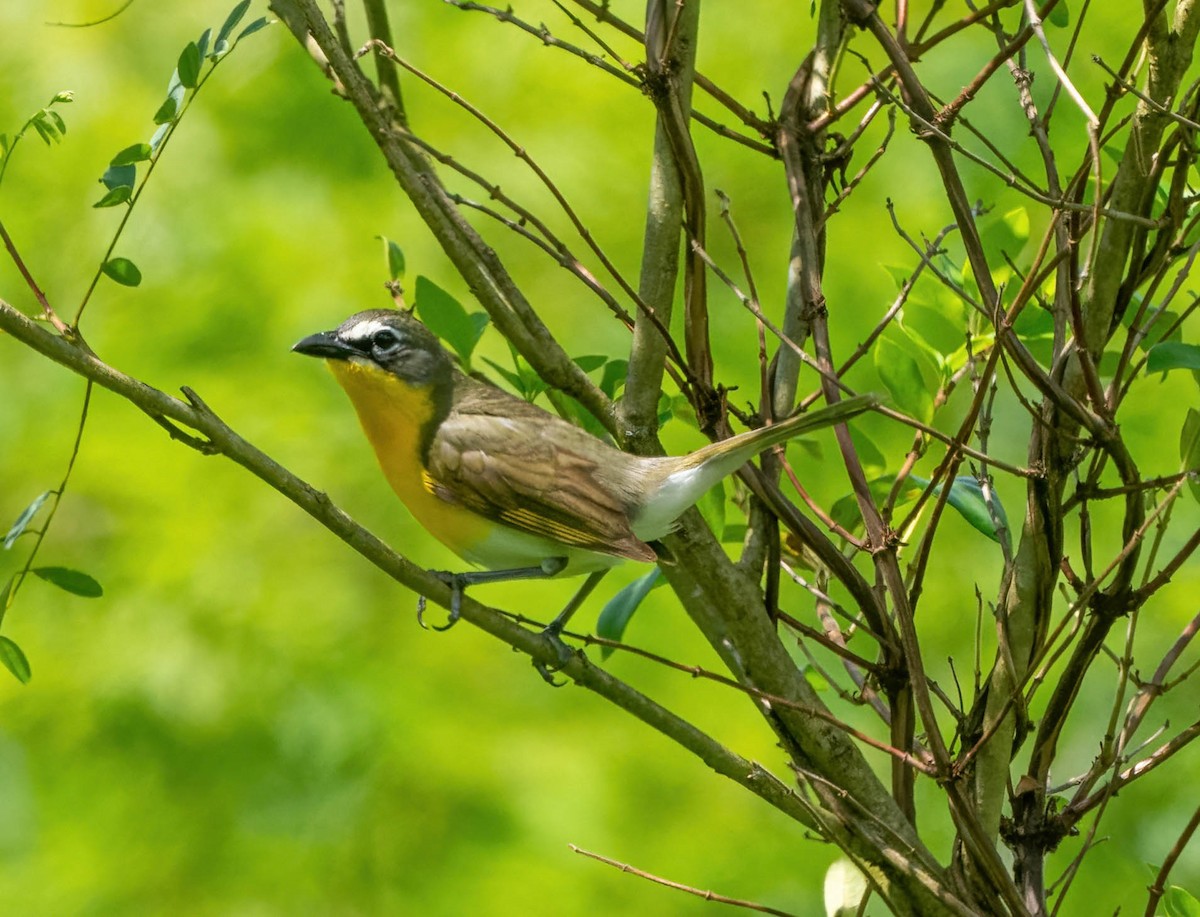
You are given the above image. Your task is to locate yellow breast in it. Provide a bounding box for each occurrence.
[326,360,489,558]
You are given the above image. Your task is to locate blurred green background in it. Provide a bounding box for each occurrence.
[0,1,1197,913]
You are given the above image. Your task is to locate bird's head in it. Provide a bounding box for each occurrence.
[292,309,452,387]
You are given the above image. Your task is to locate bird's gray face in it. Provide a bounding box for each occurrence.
[292,309,451,386]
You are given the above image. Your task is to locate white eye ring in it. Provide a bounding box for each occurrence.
[371,328,402,352]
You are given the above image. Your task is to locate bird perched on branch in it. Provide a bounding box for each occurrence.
[295,308,874,642]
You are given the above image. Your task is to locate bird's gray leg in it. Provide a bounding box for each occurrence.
[416,557,570,630]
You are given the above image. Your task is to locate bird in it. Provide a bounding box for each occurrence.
[294,308,875,642]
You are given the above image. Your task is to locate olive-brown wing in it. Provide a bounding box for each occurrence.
[424,393,656,563]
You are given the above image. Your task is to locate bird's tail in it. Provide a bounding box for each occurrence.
[632,394,877,541]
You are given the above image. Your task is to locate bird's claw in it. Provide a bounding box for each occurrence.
[533,621,575,687]
[416,571,465,631]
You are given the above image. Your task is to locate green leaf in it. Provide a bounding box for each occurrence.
[414,276,488,364]
[216,0,252,53]
[52,90,74,104]
[913,475,1010,549]
[0,636,31,684]
[153,81,186,125]
[803,666,829,692]
[982,206,1030,260]
[195,27,212,60]
[1165,886,1200,917]
[101,163,136,191]
[111,143,152,166]
[101,257,142,287]
[5,491,51,549]
[1046,0,1069,27]
[1013,304,1055,340]
[379,236,405,282]
[596,569,662,658]
[1147,342,1200,374]
[45,110,67,136]
[93,185,132,208]
[1181,408,1200,504]
[874,331,936,423]
[480,358,527,397]
[30,117,52,146]
[31,566,103,598]
[697,481,725,542]
[573,354,607,373]
[599,359,629,398]
[849,430,887,478]
[149,123,170,152]
[237,16,272,40]
[177,41,202,88]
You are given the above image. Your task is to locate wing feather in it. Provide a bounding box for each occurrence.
[424,381,656,563]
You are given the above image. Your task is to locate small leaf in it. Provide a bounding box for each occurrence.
[101,257,142,287]
[5,492,51,549]
[149,123,170,152]
[874,332,936,423]
[46,110,67,136]
[31,566,103,598]
[1046,0,1069,27]
[414,276,488,364]
[216,0,252,51]
[982,206,1030,260]
[1181,408,1200,504]
[52,90,74,104]
[153,81,186,125]
[1147,341,1200,374]
[30,118,52,146]
[237,16,272,40]
[93,185,132,208]
[379,236,405,282]
[101,163,136,191]
[1165,886,1200,917]
[599,359,629,398]
[110,143,152,166]
[914,475,1010,549]
[480,358,526,395]
[177,41,202,88]
[0,636,31,684]
[697,481,725,542]
[803,666,830,692]
[573,354,607,373]
[596,569,662,658]
[195,27,212,60]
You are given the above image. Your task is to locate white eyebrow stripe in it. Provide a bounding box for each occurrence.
[343,318,392,342]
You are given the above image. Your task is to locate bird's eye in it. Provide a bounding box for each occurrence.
[371,328,402,352]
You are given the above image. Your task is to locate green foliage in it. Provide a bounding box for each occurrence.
[0,634,31,684]
[912,475,1011,549]
[30,567,103,598]
[1165,886,1200,917]
[1148,342,1200,374]
[4,492,50,549]
[596,568,663,657]
[379,235,406,282]
[101,257,142,287]
[413,275,489,367]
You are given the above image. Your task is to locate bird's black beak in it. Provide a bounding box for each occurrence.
[292,330,355,360]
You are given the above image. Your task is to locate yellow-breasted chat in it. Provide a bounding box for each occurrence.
[294,308,875,640]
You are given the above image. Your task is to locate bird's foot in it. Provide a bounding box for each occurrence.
[416,571,466,631]
[532,619,576,687]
